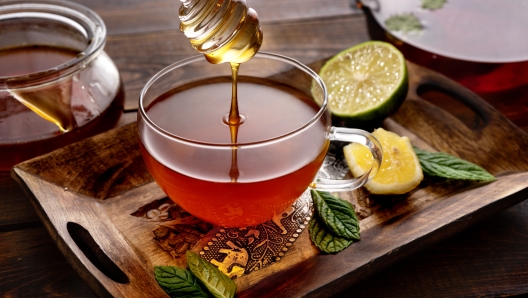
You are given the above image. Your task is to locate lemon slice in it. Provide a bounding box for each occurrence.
[344,128,423,195]
[315,41,408,128]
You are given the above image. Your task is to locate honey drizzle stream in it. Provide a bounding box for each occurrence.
[228,63,241,126]
[178,0,263,183]
[228,62,241,182]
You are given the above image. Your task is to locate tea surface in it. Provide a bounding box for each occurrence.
[0,45,77,77]
[146,78,321,144]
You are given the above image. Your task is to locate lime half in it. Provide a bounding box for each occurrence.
[315,41,408,128]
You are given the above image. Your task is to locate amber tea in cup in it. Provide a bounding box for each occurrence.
[138,53,382,227]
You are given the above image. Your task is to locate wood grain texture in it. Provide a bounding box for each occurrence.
[104,15,370,110]
[13,170,168,298]
[393,62,528,174]
[11,62,528,297]
[0,227,96,297]
[348,198,528,298]
[69,0,360,35]
[0,111,137,232]
[15,123,152,200]
[0,172,40,232]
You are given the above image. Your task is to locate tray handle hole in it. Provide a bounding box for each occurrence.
[417,83,486,130]
[67,222,130,284]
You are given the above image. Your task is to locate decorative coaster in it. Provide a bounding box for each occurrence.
[198,191,312,278]
[130,191,312,277]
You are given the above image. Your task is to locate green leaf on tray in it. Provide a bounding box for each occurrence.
[309,190,360,254]
[154,266,210,298]
[421,0,447,10]
[385,13,423,33]
[186,251,237,298]
[414,147,496,181]
[309,217,354,254]
[311,190,360,241]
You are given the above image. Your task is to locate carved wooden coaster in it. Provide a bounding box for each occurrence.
[198,191,312,278]
[130,191,313,278]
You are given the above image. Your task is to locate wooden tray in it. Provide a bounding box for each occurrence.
[12,62,528,297]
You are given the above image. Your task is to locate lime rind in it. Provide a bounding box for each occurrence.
[317,41,408,128]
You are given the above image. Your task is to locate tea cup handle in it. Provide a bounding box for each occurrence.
[311,126,383,192]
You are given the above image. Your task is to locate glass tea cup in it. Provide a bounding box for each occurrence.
[138,52,382,227]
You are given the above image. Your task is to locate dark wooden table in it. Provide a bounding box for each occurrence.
[2,0,528,297]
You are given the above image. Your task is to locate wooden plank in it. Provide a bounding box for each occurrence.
[15,123,152,200]
[252,0,361,24]
[104,14,370,110]
[70,0,360,36]
[0,227,96,297]
[13,171,170,298]
[0,172,40,231]
[0,111,136,230]
[392,62,528,174]
[349,199,528,297]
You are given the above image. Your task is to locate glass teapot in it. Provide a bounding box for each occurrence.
[0,0,124,170]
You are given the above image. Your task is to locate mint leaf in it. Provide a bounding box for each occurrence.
[309,217,353,254]
[154,266,210,298]
[311,190,360,241]
[414,147,496,181]
[308,191,360,253]
[421,0,447,10]
[385,14,423,33]
[186,251,236,298]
